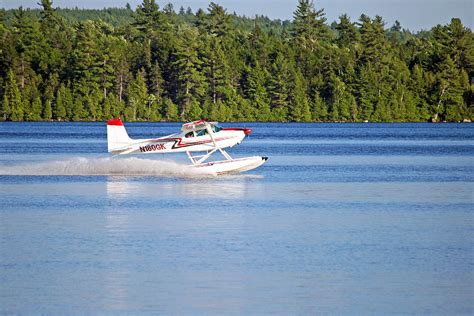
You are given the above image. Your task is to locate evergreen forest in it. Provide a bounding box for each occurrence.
[0,0,473,122]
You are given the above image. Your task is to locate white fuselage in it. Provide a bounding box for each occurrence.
[108,128,246,155]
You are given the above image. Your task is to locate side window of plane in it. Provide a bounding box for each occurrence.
[196,129,208,137]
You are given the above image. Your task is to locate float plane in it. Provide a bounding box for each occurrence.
[106,118,267,174]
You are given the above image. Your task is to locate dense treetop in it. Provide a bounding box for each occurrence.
[0,0,473,122]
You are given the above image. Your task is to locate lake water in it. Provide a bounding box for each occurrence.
[0,122,473,314]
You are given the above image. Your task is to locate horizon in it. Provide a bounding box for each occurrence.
[1,0,472,32]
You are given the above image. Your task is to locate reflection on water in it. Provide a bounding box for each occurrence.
[103,210,131,311]
[106,176,262,200]
[106,180,142,198]
[176,180,249,199]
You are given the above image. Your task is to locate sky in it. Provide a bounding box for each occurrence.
[1,0,472,31]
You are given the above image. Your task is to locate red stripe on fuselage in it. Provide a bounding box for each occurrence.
[143,136,235,150]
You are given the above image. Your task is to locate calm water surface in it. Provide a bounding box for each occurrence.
[1,122,473,314]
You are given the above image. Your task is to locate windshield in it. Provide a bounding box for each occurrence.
[195,125,221,137]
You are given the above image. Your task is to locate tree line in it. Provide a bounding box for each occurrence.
[0,0,473,122]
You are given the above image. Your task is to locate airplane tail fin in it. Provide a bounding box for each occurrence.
[107,118,132,152]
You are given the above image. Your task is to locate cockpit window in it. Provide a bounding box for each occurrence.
[194,125,222,137]
[195,129,208,137]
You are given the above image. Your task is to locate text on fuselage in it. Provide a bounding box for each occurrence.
[139,143,166,152]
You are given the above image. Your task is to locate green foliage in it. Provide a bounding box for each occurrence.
[27,96,43,121]
[268,52,290,119]
[205,2,231,37]
[336,14,358,47]
[292,0,330,49]
[133,0,161,35]
[312,91,328,121]
[128,68,149,120]
[289,70,311,121]
[103,92,124,119]
[172,26,207,119]
[434,56,465,121]
[42,99,52,120]
[72,95,85,121]
[163,98,179,121]
[0,1,473,122]
[54,83,67,120]
[3,69,24,121]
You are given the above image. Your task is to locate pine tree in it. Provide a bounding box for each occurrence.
[311,91,328,121]
[84,88,102,121]
[72,95,84,121]
[42,99,52,120]
[102,92,113,119]
[163,97,179,121]
[292,0,330,81]
[28,96,43,121]
[347,93,358,121]
[268,52,290,120]
[146,94,162,121]
[434,56,464,121]
[243,63,271,120]
[172,27,207,119]
[71,21,100,84]
[115,55,131,104]
[1,96,10,121]
[357,65,376,120]
[3,70,24,121]
[292,0,330,50]
[187,100,203,120]
[336,14,358,47]
[289,70,311,121]
[410,64,430,121]
[38,0,69,77]
[54,84,67,120]
[128,69,149,120]
[329,75,353,121]
[62,84,75,120]
[11,7,48,88]
[433,18,474,74]
[195,8,207,31]
[97,34,117,101]
[372,99,390,122]
[103,92,123,119]
[203,38,231,104]
[404,90,417,121]
[149,61,164,104]
[227,90,254,121]
[358,15,389,66]
[205,2,231,38]
[133,0,162,36]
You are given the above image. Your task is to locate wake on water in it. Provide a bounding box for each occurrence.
[0,157,214,177]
